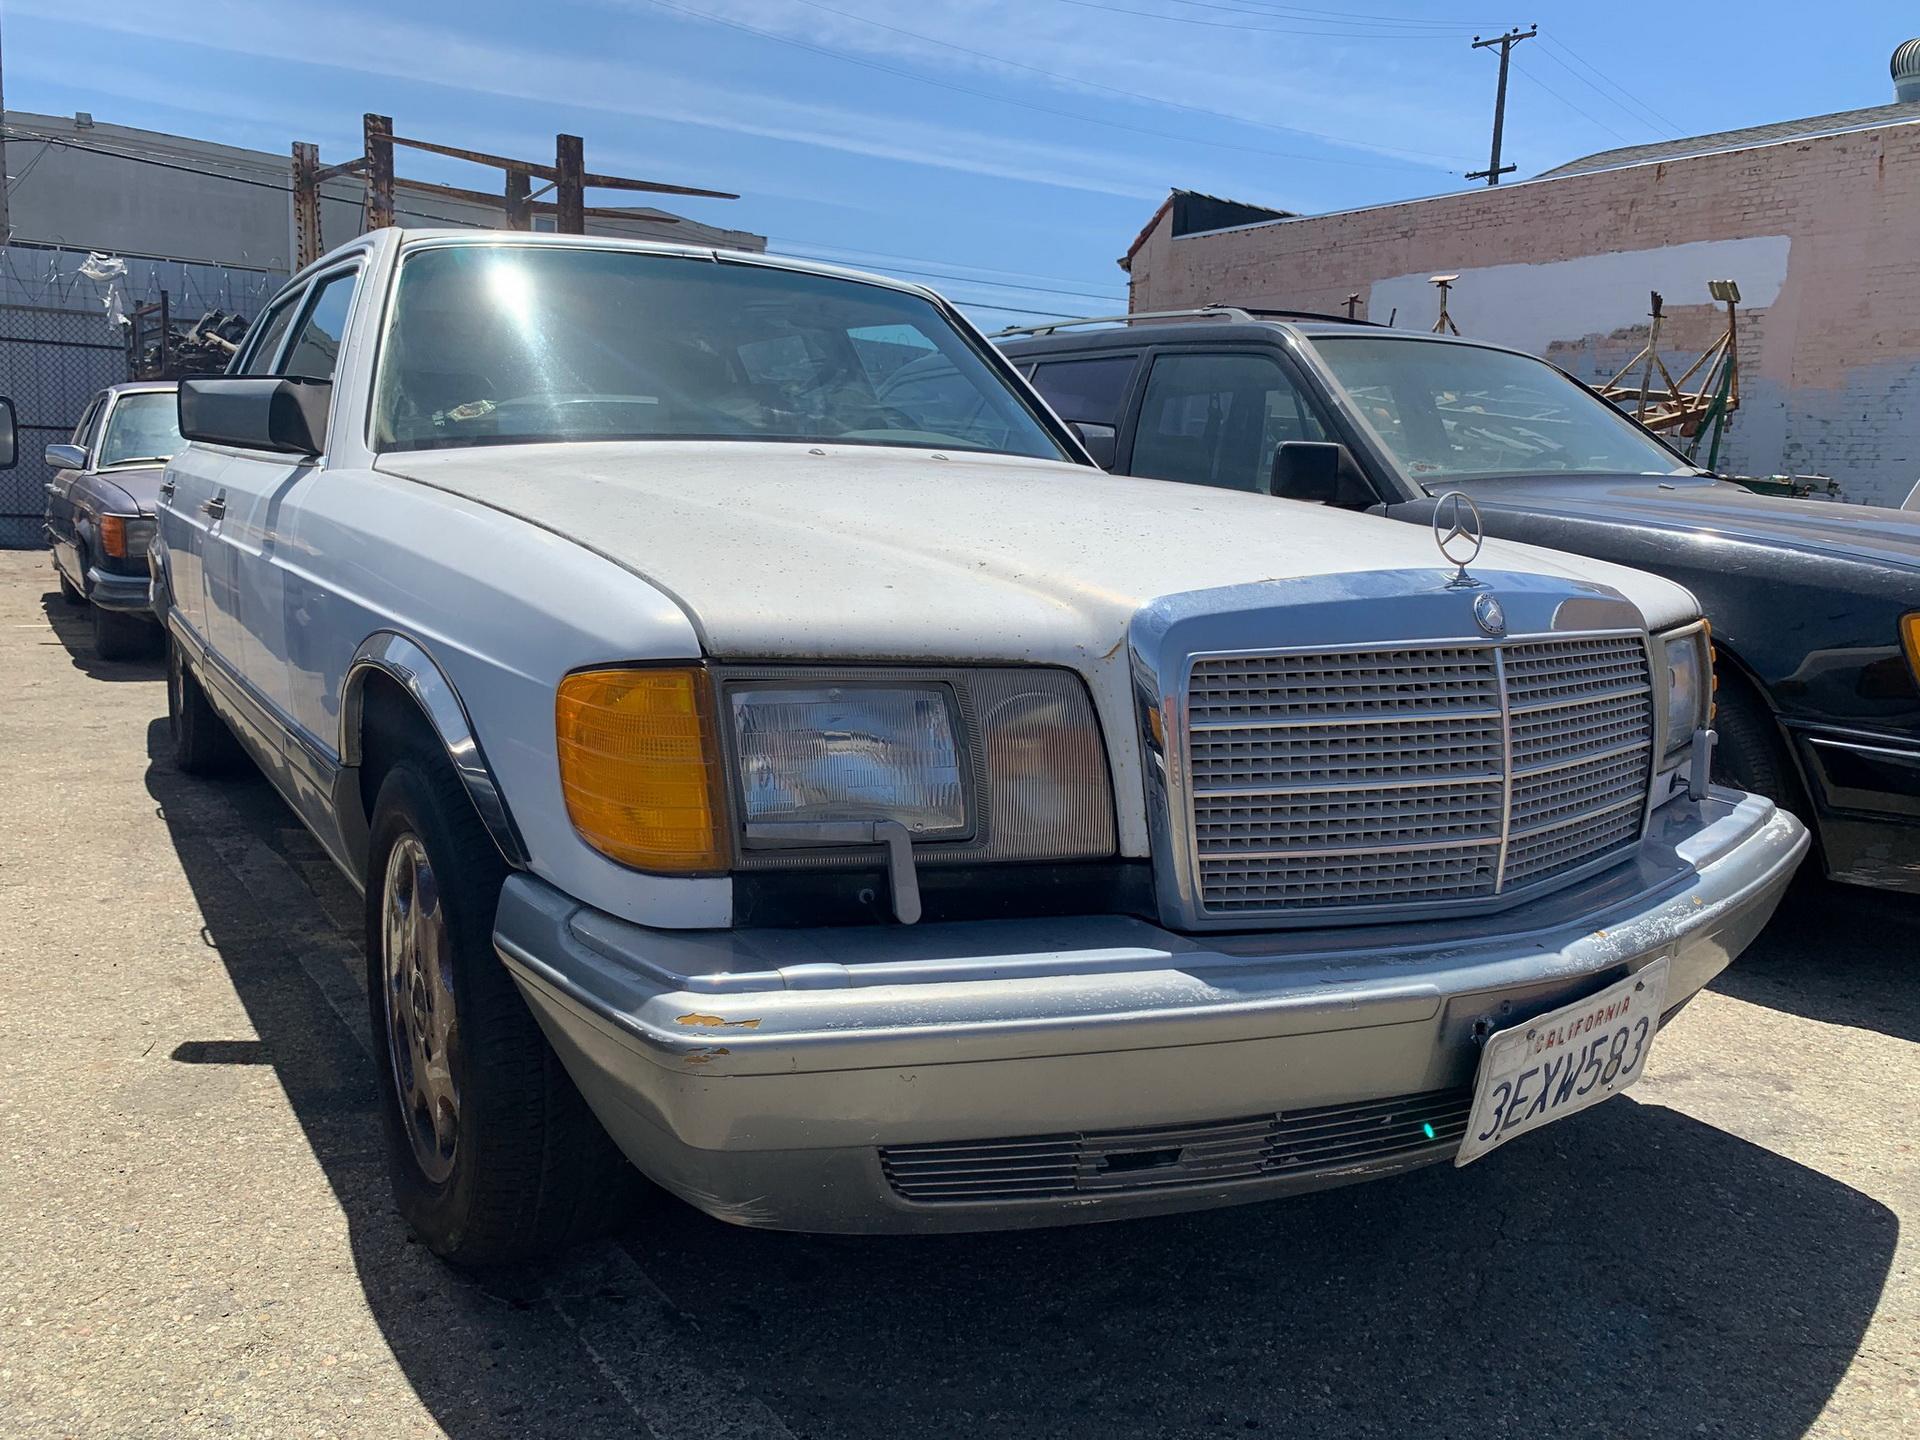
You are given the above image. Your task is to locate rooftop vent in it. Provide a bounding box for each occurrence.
[1896,39,1920,104]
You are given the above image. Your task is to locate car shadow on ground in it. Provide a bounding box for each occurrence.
[143,721,1901,1440]
[37,588,165,680]
[1709,879,1920,1044]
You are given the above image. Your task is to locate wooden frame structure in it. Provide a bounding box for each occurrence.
[1598,281,1742,464]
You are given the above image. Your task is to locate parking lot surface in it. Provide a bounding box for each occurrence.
[2,548,1915,1439]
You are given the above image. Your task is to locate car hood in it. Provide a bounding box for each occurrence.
[86,462,169,515]
[1443,473,1920,571]
[377,442,1700,661]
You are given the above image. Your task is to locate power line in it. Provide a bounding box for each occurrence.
[768,234,1127,291]
[780,249,1124,302]
[782,0,1478,165]
[1538,35,1684,136]
[1048,0,1467,39]
[644,0,1461,173]
[1509,58,1635,146]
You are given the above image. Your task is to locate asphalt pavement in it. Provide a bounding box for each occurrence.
[1,549,1914,1439]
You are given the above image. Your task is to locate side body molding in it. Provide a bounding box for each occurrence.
[341,632,531,869]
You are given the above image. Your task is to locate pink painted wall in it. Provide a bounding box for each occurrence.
[1126,118,1920,505]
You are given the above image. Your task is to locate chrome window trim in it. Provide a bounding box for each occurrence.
[1131,569,1658,932]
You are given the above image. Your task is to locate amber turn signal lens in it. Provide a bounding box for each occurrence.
[1902,613,1920,687]
[555,667,727,873]
[100,514,129,558]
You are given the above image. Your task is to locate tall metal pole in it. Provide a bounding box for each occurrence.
[0,11,11,243]
[364,113,395,230]
[555,134,585,234]
[1467,25,1536,185]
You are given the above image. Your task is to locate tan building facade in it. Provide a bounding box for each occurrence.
[1124,100,1920,507]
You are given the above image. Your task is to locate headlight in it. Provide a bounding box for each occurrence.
[722,665,1116,867]
[730,683,968,838]
[1659,623,1712,754]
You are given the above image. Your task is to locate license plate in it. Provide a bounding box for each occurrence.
[1455,957,1670,1167]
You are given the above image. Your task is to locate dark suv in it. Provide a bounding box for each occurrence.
[998,308,1920,895]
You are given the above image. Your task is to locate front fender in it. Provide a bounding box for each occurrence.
[340,631,530,869]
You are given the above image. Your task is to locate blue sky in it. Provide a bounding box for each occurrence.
[3,0,1913,327]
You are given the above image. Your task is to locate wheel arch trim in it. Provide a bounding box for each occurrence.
[341,631,530,869]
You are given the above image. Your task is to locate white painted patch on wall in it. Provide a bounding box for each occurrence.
[1367,236,1791,355]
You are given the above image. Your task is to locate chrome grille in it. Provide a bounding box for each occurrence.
[1184,633,1653,918]
[880,1089,1472,1204]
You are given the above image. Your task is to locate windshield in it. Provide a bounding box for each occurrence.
[373,245,1068,460]
[98,391,184,467]
[1308,335,1691,485]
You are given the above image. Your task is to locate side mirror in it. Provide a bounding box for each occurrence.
[178,376,331,456]
[0,396,15,469]
[1270,441,1374,507]
[1070,420,1117,470]
[46,443,90,472]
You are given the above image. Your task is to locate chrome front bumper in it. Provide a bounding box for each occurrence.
[496,790,1807,1234]
[85,564,155,614]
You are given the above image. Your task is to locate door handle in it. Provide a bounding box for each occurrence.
[158,480,175,502]
[200,492,226,520]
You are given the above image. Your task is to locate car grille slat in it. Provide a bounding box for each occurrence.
[1185,634,1654,917]
[880,1089,1473,1204]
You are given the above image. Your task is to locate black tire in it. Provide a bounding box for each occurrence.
[57,570,84,605]
[1711,671,1800,807]
[92,603,156,662]
[167,635,242,774]
[365,752,636,1267]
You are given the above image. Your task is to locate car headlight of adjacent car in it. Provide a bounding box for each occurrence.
[555,663,1116,877]
[1657,620,1714,758]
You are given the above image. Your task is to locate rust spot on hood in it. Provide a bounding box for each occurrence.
[677,1012,763,1029]
[684,1046,731,1066]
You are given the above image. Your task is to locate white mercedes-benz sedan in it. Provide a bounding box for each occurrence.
[150,229,1806,1263]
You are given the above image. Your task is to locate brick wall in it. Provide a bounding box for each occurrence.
[1128,119,1920,506]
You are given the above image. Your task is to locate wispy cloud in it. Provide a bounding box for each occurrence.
[5,0,1238,201]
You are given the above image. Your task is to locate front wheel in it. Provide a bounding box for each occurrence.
[57,570,84,605]
[92,603,156,662]
[366,753,636,1266]
[167,636,242,774]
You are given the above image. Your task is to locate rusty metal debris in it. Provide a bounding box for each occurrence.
[289,114,740,267]
[126,292,248,380]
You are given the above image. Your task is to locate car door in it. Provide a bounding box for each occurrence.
[205,263,359,729]
[163,289,304,651]
[1121,348,1332,494]
[46,393,103,582]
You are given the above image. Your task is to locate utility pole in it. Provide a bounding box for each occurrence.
[1466,24,1536,185]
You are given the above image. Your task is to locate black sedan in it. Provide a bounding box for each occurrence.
[999,313,1920,894]
[44,381,181,660]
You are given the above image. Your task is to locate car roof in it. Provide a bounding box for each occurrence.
[293,227,944,308]
[102,380,178,396]
[996,315,1542,365]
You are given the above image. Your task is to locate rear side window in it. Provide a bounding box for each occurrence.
[1130,352,1327,492]
[1029,355,1136,427]
[236,291,303,376]
[279,271,358,382]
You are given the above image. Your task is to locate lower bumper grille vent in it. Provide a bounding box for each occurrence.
[879,1087,1473,1204]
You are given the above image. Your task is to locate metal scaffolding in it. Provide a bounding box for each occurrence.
[290,114,740,268]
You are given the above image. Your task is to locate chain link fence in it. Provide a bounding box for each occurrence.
[0,242,284,548]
